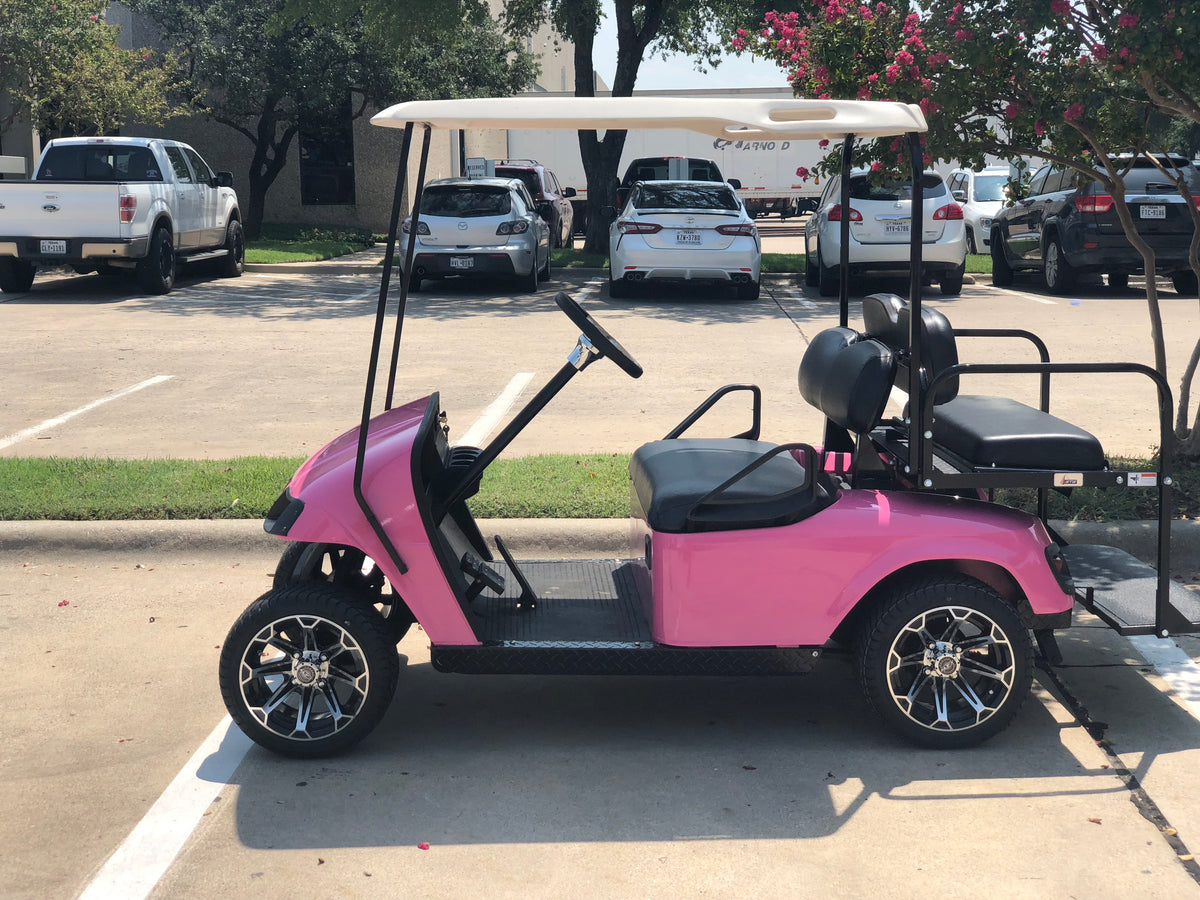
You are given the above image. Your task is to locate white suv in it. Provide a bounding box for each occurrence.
[947,166,1012,253]
[804,170,967,296]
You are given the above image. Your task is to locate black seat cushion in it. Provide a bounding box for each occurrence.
[934,395,1106,470]
[630,438,834,534]
[798,327,895,434]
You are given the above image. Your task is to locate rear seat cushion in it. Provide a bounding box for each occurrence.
[933,395,1106,471]
[630,438,834,534]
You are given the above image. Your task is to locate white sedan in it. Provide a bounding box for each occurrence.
[607,181,762,300]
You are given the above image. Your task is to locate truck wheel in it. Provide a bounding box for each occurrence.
[0,259,35,293]
[856,574,1032,749]
[1042,235,1075,293]
[137,227,175,294]
[990,232,1014,286]
[274,541,413,642]
[218,583,400,758]
[219,220,245,278]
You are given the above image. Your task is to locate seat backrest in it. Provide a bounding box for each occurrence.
[861,292,960,403]
[798,327,896,435]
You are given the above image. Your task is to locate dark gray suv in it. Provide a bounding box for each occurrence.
[990,156,1200,294]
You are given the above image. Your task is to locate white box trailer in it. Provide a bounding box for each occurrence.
[502,88,826,230]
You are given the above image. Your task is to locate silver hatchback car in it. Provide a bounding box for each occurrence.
[402,177,552,292]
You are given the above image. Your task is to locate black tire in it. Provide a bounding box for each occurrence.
[0,258,36,293]
[990,231,1014,286]
[965,227,978,255]
[1107,272,1130,290]
[940,265,965,296]
[1042,235,1075,293]
[857,574,1032,749]
[408,271,423,293]
[218,219,245,278]
[273,541,414,642]
[1171,270,1198,296]
[817,245,838,297]
[736,279,760,301]
[219,583,400,758]
[540,247,551,281]
[523,258,539,293]
[137,226,175,294]
[804,248,819,286]
[608,269,630,299]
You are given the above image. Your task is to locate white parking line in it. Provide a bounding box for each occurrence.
[0,376,174,451]
[458,372,536,447]
[1129,635,1200,725]
[77,718,252,900]
[985,285,1058,304]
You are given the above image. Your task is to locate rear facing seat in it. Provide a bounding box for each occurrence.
[631,327,895,533]
[861,293,1105,471]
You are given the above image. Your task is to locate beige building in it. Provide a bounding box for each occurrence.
[2,2,584,232]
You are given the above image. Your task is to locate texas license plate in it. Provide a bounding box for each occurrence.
[1140,205,1166,219]
[40,239,67,254]
[675,230,701,245]
[449,256,473,269]
[885,223,910,235]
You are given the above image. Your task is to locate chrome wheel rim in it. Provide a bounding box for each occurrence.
[885,605,1017,733]
[1045,243,1059,286]
[238,614,371,741]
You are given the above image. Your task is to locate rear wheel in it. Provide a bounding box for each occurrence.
[1042,235,1075,293]
[857,575,1032,749]
[1171,269,1198,295]
[0,258,36,293]
[218,219,245,278]
[804,247,819,286]
[608,268,630,298]
[273,541,413,642]
[817,244,838,297]
[990,232,1014,286]
[940,265,965,296]
[218,583,399,758]
[137,226,175,294]
[1107,271,1129,290]
[736,279,760,300]
[523,257,539,292]
[540,247,552,281]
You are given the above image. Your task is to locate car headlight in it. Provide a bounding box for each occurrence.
[979,217,992,228]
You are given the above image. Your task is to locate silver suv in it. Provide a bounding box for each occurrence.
[401,177,552,292]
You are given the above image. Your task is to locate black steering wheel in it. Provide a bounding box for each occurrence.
[555,292,643,378]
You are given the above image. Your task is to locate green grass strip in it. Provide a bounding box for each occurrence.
[0,452,1188,522]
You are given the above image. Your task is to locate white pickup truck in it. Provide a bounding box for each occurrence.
[0,137,243,294]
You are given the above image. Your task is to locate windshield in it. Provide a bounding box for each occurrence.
[421,185,512,217]
[973,175,1009,202]
[848,173,946,201]
[36,145,163,182]
[633,183,739,211]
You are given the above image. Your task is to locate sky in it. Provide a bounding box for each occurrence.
[590,1,792,91]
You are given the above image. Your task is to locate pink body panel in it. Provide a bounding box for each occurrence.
[636,489,1070,647]
[279,395,480,645]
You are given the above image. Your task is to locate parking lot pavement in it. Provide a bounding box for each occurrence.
[3,530,1200,900]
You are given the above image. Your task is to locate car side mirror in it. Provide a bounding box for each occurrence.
[536,199,555,221]
[952,189,966,202]
[563,187,576,198]
[727,178,742,190]
[216,171,234,188]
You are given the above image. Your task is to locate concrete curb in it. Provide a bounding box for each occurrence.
[2,517,1197,572]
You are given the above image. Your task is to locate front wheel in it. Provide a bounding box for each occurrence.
[218,583,400,758]
[856,575,1032,749]
[218,220,245,278]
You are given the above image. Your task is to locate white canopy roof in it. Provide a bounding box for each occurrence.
[371,96,926,141]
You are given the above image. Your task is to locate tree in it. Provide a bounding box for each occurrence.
[129,0,538,238]
[500,0,802,252]
[0,0,183,140]
[737,1,1200,456]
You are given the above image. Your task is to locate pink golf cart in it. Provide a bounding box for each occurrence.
[218,97,1200,757]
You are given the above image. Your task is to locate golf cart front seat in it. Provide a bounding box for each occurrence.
[631,327,895,533]
[862,293,1106,472]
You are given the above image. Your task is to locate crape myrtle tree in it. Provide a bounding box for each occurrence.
[500,0,803,253]
[736,0,1200,456]
[129,0,539,238]
[0,0,183,140]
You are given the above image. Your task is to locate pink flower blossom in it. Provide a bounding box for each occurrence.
[1005,103,1020,119]
[1117,13,1139,27]
[1050,0,1069,13]
[1034,121,1045,137]
[819,139,830,149]
[1064,103,1085,122]
[870,161,884,173]
[796,166,811,179]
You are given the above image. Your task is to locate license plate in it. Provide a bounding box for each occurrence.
[40,239,67,254]
[675,230,701,245]
[884,223,910,235]
[449,256,473,270]
[1140,205,1166,219]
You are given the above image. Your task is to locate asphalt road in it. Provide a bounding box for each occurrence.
[3,226,1200,899]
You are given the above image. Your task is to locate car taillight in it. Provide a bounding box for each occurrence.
[933,203,964,220]
[497,221,530,235]
[716,223,756,236]
[618,221,662,234]
[119,194,136,224]
[828,205,862,222]
[401,220,430,235]
[1076,194,1114,213]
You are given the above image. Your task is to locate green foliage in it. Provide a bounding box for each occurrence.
[0,0,185,138]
